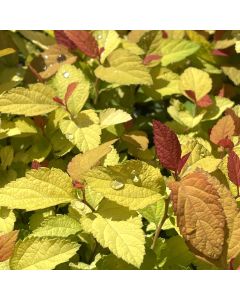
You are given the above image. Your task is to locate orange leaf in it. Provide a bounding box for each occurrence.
[0,231,19,262]
[170,170,225,260]
[210,115,235,146]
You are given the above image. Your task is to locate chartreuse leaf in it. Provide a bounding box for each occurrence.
[0,168,75,211]
[0,260,10,270]
[180,141,220,176]
[0,48,15,57]
[85,160,166,210]
[10,237,80,270]
[31,215,82,238]
[222,66,240,86]
[139,199,166,226]
[29,208,56,231]
[179,67,212,101]
[93,30,121,63]
[59,109,101,153]
[167,99,206,128]
[155,236,194,269]
[52,64,90,115]
[95,48,153,85]
[143,67,180,99]
[99,108,132,128]
[202,96,234,121]
[81,199,145,268]
[0,83,58,116]
[0,207,16,234]
[67,139,117,182]
[148,39,200,66]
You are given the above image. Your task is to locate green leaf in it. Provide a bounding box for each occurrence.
[95,48,153,85]
[93,30,121,63]
[0,146,14,170]
[139,199,166,226]
[52,64,90,115]
[59,109,101,152]
[0,83,58,116]
[99,108,132,128]
[0,168,75,211]
[155,236,194,269]
[81,204,145,268]
[202,96,234,121]
[31,215,82,238]
[179,67,212,101]
[10,237,80,270]
[85,160,166,210]
[149,39,200,66]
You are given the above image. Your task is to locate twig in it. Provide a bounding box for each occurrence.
[151,197,170,250]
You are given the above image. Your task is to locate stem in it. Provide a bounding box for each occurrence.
[151,197,170,250]
[82,188,95,212]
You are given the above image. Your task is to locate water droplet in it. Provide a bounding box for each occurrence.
[111,180,124,190]
[20,144,25,150]
[131,170,140,183]
[66,133,73,140]
[57,54,67,62]
[43,65,47,71]
[44,55,48,59]
[97,34,102,40]
[63,71,70,78]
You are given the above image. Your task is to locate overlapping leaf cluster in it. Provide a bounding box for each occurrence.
[0,30,240,270]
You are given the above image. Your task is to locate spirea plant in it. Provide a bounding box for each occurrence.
[0,30,240,270]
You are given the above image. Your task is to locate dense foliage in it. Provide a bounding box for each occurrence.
[0,30,240,270]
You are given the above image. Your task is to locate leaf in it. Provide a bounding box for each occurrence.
[202,96,234,121]
[228,151,240,187]
[210,115,235,145]
[95,49,153,85]
[99,108,132,129]
[153,120,181,172]
[222,66,240,86]
[0,231,19,262]
[122,130,149,151]
[0,168,75,211]
[139,199,166,226]
[31,215,82,238]
[38,45,77,79]
[64,30,99,58]
[59,109,101,152]
[52,64,90,115]
[0,83,58,116]
[179,67,212,102]
[81,203,145,268]
[170,170,225,260]
[67,139,117,182]
[93,30,121,63]
[149,39,200,66]
[0,145,14,170]
[10,237,79,270]
[0,207,16,234]
[85,160,166,210]
[0,48,15,57]
[156,236,194,269]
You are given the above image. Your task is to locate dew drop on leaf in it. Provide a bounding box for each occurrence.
[111,179,124,190]
[97,34,102,40]
[66,133,73,140]
[63,71,70,78]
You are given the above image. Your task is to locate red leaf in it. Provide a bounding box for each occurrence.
[143,54,161,65]
[185,90,196,101]
[53,96,64,106]
[212,49,229,57]
[218,138,234,150]
[31,160,48,170]
[54,30,76,50]
[73,180,85,190]
[64,82,79,103]
[177,152,191,175]
[228,151,240,187]
[153,120,182,172]
[162,30,168,38]
[64,30,99,58]
[197,94,213,108]
[33,116,47,131]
